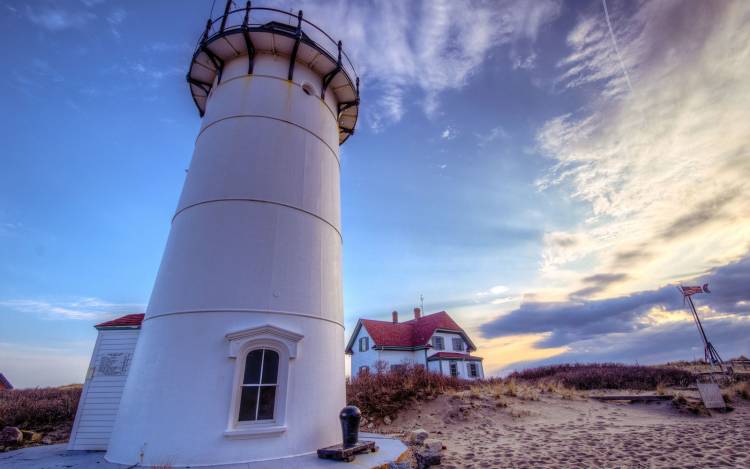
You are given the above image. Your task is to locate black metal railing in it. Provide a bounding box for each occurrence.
[194,2,358,86]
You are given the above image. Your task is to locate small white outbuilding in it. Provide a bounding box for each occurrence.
[68,314,143,451]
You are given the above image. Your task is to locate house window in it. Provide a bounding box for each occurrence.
[449,362,458,377]
[358,366,369,375]
[432,336,445,350]
[390,364,405,372]
[239,349,279,421]
[452,338,464,351]
[359,337,369,352]
[468,363,478,378]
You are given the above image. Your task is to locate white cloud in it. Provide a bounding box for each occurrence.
[26,6,95,31]
[534,1,750,298]
[490,296,518,305]
[512,51,537,70]
[441,127,456,140]
[293,0,562,129]
[477,284,510,297]
[475,125,509,147]
[106,6,126,38]
[106,7,125,24]
[144,42,192,54]
[1,297,144,320]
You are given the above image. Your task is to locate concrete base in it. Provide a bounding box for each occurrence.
[0,435,409,469]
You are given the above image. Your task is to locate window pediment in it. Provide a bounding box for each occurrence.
[226,324,304,359]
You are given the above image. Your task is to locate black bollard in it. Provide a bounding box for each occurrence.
[339,405,361,449]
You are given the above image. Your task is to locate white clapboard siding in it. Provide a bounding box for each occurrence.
[68,328,140,451]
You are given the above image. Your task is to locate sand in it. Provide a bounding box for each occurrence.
[379,389,750,468]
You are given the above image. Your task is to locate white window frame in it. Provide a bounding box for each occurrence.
[452,337,464,351]
[359,336,369,352]
[432,336,445,351]
[358,365,369,375]
[449,361,458,377]
[238,348,279,422]
[468,362,478,378]
[224,325,303,438]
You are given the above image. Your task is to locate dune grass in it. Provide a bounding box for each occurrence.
[507,363,695,390]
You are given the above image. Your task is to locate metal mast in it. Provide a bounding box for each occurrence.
[680,284,725,373]
[686,294,724,370]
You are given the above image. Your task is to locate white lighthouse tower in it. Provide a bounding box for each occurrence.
[106,3,359,466]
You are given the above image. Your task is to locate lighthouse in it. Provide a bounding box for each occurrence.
[106,3,359,466]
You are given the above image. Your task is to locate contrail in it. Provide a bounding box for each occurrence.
[602,0,633,93]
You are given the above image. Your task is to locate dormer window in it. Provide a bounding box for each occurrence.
[359,336,369,352]
[432,336,445,350]
[452,338,464,351]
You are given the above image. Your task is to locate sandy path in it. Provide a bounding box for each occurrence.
[381,392,750,468]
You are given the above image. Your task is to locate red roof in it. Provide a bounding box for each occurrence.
[427,352,483,361]
[348,311,474,352]
[95,313,145,329]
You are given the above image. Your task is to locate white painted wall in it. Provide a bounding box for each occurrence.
[107,42,352,466]
[427,359,443,374]
[68,329,139,450]
[349,325,378,376]
[380,349,423,369]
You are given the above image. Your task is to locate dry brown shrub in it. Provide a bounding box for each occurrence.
[726,381,750,400]
[672,394,710,416]
[0,386,81,429]
[346,365,468,421]
[510,363,694,390]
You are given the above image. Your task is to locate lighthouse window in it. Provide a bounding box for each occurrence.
[239,349,279,421]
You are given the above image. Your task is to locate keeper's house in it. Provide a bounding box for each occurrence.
[345,309,484,379]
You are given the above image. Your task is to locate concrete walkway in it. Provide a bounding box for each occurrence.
[0,435,409,468]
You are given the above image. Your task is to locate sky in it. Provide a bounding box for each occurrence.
[1,0,749,388]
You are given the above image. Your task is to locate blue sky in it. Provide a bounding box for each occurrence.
[2,0,749,388]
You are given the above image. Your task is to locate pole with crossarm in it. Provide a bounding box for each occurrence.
[680,284,726,373]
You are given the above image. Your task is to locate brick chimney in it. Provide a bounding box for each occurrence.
[414,307,421,320]
[392,310,398,323]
